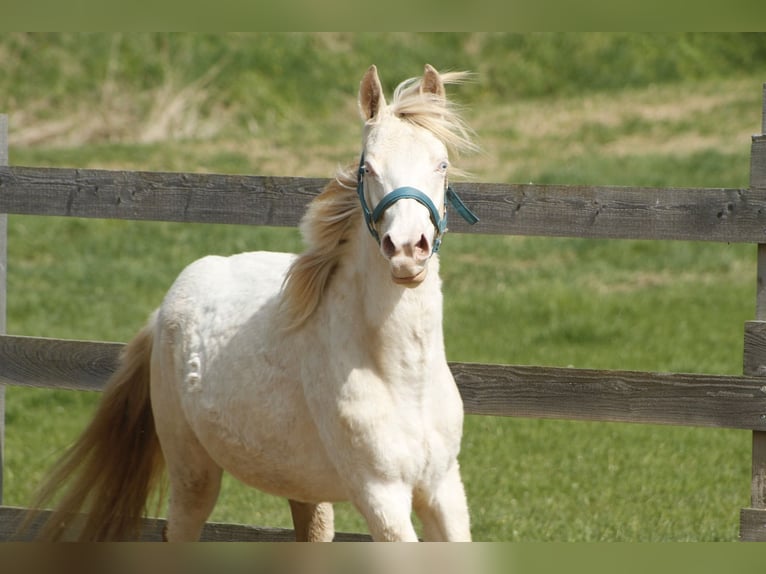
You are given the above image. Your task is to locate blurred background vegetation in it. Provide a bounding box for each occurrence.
[4,33,766,148]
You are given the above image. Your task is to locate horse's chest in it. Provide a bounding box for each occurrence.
[311,365,463,483]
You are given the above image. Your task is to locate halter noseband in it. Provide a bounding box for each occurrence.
[355,153,479,253]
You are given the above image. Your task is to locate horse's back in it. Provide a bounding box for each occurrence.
[163,251,294,310]
[156,250,295,372]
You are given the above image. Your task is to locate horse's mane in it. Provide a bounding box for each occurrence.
[388,71,477,158]
[278,71,476,331]
[278,166,360,331]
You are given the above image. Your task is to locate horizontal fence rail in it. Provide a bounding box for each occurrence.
[2,165,766,242]
[0,506,371,542]
[2,335,765,432]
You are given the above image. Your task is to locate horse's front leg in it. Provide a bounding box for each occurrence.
[413,463,472,541]
[351,481,420,541]
[288,500,335,542]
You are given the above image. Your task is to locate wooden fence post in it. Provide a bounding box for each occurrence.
[741,85,766,541]
[0,114,8,505]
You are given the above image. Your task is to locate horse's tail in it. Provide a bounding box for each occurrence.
[20,317,165,541]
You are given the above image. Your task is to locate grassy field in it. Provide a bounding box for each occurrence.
[2,33,766,541]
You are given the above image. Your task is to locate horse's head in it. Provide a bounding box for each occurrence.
[356,64,477,288]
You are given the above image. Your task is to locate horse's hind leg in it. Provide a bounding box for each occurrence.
[151,343,223,541]
[288,500,335,542]
[162,443,223,541]
[154,402,222,541]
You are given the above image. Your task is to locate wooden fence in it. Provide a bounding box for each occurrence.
[1,84,766,541]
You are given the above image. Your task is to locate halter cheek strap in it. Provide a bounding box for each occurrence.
[356,153,478,253]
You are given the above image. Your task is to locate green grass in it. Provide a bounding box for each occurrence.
[5,224,756,541]
[2,33,766,541]
[441,236,755,373]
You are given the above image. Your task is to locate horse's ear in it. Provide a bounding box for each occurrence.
[420,64,445,99]
[359,65,386,121]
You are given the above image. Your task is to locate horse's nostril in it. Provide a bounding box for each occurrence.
[381,234,396,258]
[417,234,430,254]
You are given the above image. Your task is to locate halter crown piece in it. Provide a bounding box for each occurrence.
[356,153,479,253]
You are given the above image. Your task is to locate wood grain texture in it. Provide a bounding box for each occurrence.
[751,135,766,191]
[452,361,766,431]
[743,320,766,376]
[762,82,766,134]
[0,506,371,542]
[748,238,766,520]
[0,335,122,392]
[751,432,766,508]
[739,507,766,541]
[757,245,766,322]
[2,166,766,243]
[2,335,765,431]
[450,181,765,242]
[0,166,323,228]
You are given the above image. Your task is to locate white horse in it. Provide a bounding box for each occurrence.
[25,64,478,542]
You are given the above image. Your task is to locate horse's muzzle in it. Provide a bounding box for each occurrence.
[391,266,428,287]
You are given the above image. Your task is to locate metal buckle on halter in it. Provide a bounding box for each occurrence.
[356,153,479,253]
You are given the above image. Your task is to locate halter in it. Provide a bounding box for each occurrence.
[355,153,479,253]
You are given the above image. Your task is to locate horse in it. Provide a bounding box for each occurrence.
[23,64,479,542]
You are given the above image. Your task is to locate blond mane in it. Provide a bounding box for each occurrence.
[389,71,478,158]
[278,166,360,331]
[278,71,476,330]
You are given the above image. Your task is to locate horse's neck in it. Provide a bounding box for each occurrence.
[327,228,446,373]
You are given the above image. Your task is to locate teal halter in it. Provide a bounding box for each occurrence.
[355,153,479,253]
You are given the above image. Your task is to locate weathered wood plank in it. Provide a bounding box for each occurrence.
[757,245,766,329]
[761,82,766,135]
[452,362,766,431]
[751,135,766,191]
[0,506,370,542]
[451,181,766,242]
[0,166,323,228]
[740,102,766,541]
[749,252,766,512]
[2,335,766,431]
[743,320,766,376]
[739,507,766,541]
[0,335,122,392]
[1,166,766,243]
[751,431,766,509]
